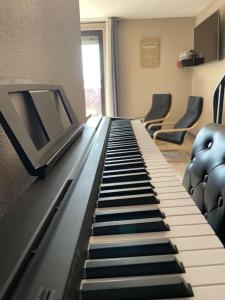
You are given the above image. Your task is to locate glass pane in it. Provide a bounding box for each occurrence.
[81,35,102,116]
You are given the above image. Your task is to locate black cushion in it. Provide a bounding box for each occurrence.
[183,124,225,245]
[144,94,172,132]
[152,96,203,145]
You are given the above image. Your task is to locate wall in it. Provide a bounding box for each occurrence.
[191,0,225,133]
[0,0,85,217]
[117,18,194,121]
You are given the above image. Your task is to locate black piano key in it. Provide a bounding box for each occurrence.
[107,141,139,146]
[107,141,137,146]
[110,126,132,129]
[105,154,142,161]
[92,218,169,236]
[81,275,194,300]
[105,158,143,164]
[95,208,165,222]
[110,127,133,130]
[111,125,133,128]
[106,150,141,158]
[99,187,154,198]
[107,148,140,155]
[84,255,185,279]
[109,135,135,140]
[108,138,136,143]
[107,145,138,151]
[97,193,159,207]
[88,238,178,259]
[103,167,147,176]
[102,172,150,184]
[104,162,145,171]
[110,127,134,135]
[100,180,152,190]
[108,134,135,138]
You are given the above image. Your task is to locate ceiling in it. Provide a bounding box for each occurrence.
[79,0,213,21]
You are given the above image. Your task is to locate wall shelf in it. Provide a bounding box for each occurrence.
[178,57,205,67]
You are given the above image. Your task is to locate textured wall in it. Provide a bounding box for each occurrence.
[117,18,194,121]
[0,0,85,217]
[191,0,225,133]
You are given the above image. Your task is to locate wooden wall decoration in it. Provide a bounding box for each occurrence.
[140,39,160,68]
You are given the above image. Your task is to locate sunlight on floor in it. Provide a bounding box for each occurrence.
[155,133,195,180]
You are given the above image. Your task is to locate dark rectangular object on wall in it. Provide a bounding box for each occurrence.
[194,10,220,63]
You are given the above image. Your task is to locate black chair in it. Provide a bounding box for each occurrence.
[183,123,225,245]
[148,96,203,145]
[142,94,172,130]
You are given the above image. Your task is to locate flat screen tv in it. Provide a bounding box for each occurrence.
[194,10,220,63]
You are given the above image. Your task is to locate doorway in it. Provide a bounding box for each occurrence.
[81,30,105,116]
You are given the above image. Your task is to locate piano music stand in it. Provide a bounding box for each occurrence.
[0,84,84,178]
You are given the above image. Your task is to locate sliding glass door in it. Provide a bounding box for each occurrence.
[81,30,105,116]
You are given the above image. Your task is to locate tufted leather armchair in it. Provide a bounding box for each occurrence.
[183,124,225,245]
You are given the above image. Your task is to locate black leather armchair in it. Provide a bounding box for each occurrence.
[183,124,225,245]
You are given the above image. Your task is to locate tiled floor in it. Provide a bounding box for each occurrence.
[155,133,195,180]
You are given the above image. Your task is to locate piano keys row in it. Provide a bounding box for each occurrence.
[80,119,225,299]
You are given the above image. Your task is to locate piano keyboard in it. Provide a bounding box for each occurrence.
[80,119,225,299]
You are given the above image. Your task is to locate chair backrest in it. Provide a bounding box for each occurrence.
[172,96,203,144]
[183,124,225,245]
[144,94,171,122]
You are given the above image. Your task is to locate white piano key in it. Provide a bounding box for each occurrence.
[172,285,225,300]
[90,224,215,244]
[151,176,181,183]
[146,164,171,169]
[149,169,176,175]
[90,235,223,253]
[144,156,167,161]
[171,235,223,251]
[96,204,200,216]
[156,186,186,193]
[163,205,200,216]
[150,172,178,178]
[166,214,206,226]
[86,249,225,274]
[183,264,225,286]
[159,192,190,200]
[96,200,197,215]
[144,159,168,164]
[177,248,225,267]
[82,264,225,289]
[153,181,183,188]
[159,199,196,207]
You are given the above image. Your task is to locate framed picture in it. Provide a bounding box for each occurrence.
[140,38,160,68]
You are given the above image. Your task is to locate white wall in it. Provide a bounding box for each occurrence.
[0,0,85,217]
[0,0,85,122]
[117,18,194,121]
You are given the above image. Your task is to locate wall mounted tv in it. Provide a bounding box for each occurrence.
[194,10,220,64]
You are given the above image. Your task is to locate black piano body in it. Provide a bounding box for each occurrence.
[0,84,111,300]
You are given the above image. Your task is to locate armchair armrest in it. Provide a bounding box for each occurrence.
[153,123,198,141]
[148,121,176,130]
[143,113,170,127]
